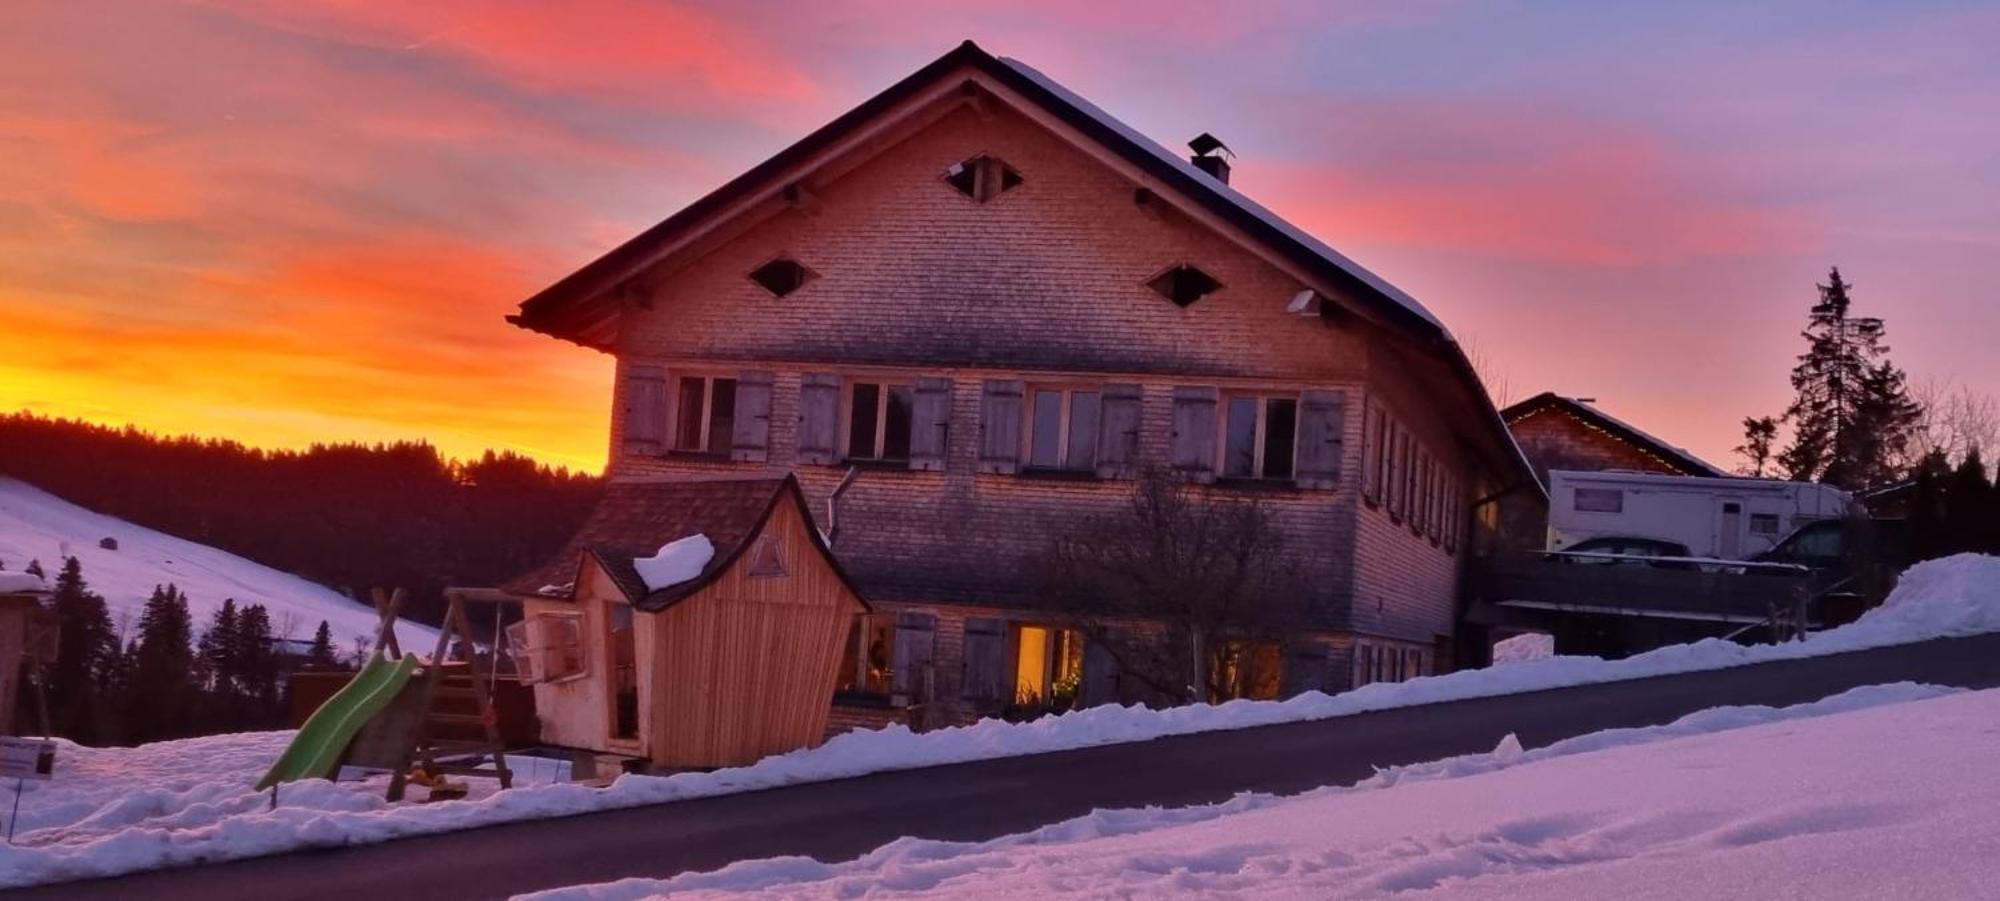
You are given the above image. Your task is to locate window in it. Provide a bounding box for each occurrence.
[1222,395,1298,479]
[1148,265,1221,307]
[1014,624,1083,709]
[748,257,812,297]
[1574,488,1624,513]
[836,614,894,696]
[608,604,637,739]
[943,155,1023,202]
[747,535,786,578]
[1027,387,1101,471]
[505,613,585,683]
[1749,513,1781,535]
[673,375,736,453]
[847,381,913,461]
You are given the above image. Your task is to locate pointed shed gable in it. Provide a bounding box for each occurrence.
[501,476,865,612]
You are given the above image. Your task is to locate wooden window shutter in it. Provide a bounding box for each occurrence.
[1359,403,1380,504]
[1094,384,1143,479]
[960,618,1006,702]
[730,370,774,462]
[891,611,936,702]
[1413,452,1429,535]
[621,365,668,455]
[1169,386,1219,481]
[1081,638,1122,707]
[909,377,952,472]
[796,373,841,464]
[1294,389,1345,490]
[1444,476,1460,553]
[978,379,1025,474]
[1428,462,1444,544]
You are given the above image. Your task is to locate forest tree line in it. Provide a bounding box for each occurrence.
[0,412,602,626]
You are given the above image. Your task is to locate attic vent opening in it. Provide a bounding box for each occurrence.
[943,155,1022,202]
[1148,265,1221,307]
[748,258,812,297]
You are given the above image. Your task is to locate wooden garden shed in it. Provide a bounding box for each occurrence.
[501,476,867,769]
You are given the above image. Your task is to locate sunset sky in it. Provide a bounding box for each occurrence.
[3,1,1996,472]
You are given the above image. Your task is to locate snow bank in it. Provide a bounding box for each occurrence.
[0,478,434,649]
[3,555,1995,888]
[632,535,712,592]
[1490,631,1553,665]
[0,570,47,594]
[527,683,1969,899]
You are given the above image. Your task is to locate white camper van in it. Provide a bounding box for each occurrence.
[1547,470,1854,561]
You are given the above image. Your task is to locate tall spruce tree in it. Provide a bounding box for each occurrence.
[237,603,279,718]
[47,558,120,743]
[122,584,198,743]
[1774,268,1921,489]
[1736,416,1780,476]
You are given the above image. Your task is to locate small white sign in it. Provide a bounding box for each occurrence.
[0,739,55,781]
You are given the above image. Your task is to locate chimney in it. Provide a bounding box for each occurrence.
[1188,132,1233,185]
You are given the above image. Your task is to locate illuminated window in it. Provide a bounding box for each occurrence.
[1014,625,1083,709]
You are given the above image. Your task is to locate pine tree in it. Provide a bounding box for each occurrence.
[122,584,198,743]
[237,603,279,719]
[1944,449,1991,556]
[1774,268,1921,489]
[197,599,239,694]
[1907,449,1953,562]
[1736,416,1779,477]
[24,559,43,579]
[307,620,338,670]
[47,558,120,743]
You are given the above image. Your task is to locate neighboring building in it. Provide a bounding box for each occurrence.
[501,477,866,768]
[505,41,1533,738]
[0,571,50,736]
[1498,392,1727,548]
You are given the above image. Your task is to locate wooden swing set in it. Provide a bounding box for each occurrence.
[343,588,513,802]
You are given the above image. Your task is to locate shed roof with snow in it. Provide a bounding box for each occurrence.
[501,476,865,612]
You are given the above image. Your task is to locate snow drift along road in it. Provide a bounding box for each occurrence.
[0,554,1995,888]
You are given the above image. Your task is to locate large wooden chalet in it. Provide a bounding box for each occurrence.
[502,41,1536,754]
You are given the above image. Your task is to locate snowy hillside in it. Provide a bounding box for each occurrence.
[0,477,433,650]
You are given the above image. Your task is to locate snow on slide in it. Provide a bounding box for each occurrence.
[0,478,433,649]
[0,554,1995,888]
[531,683,1988,899]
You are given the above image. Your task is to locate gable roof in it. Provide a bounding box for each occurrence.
[1502,392,1729,478]
[508,40,1538,496]
[499,475,865,612]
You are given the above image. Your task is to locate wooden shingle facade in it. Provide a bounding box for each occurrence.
[510,42,1534,735]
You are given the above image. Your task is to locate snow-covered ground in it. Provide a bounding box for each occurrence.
[532,682,1989,899]
[0,477,433,649]
[0,554,1994,888]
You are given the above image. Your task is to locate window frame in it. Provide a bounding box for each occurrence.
[1219,392,1301,481]
[1573,487,1625,513]
[843,378,915,462]
[1023,384,1103,472]
[670,373,738,454]
[943,155,1024,203]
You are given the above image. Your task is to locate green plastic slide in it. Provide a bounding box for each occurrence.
[256,652,421,790]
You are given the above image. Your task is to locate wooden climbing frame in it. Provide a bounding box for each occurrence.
[343,588,514,802]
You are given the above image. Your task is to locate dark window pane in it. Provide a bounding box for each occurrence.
[849,383,880,459]
[706,379,736,453]
[1263,398,1296,479]
[675,378,706,450]
[1067,392,1100,470]
[1224,396,1258,478]
[882,385,914,460]
[1030,390,1063,468]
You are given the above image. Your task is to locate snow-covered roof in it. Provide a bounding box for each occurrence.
[998,57,1444,331]
[0,570,47,596]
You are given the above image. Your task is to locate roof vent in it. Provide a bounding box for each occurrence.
[1188,132,1233,185]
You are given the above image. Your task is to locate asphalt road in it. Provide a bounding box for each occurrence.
[25,632,2000,900]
